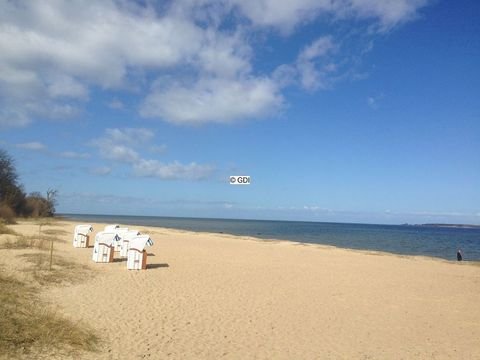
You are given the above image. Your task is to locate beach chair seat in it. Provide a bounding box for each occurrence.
[127,248,148,270]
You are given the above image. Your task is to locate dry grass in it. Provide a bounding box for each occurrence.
[18,253,91,286]
[0,235,51,250]
[41,228,70,236]
[0,271,98,359]
[0,222,18,235]
[0,220,99,358]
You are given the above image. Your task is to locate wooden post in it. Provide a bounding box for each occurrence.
[49,239,54,271]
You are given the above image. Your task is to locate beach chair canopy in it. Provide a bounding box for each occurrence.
[104,224,120,232]
[121,230,141,241]
[95,231,119,246]
[75,224,93,234]
[115,227,129,235]
[129,235,154,252]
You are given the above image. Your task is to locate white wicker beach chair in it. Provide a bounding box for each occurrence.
[92,231,119,263]
[127,235,154,270]
[73,224,93,248]
[119,230,141,258]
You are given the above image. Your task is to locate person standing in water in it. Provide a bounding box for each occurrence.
[457,249,463,261]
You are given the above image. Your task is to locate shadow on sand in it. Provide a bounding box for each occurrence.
[147,263,169,269]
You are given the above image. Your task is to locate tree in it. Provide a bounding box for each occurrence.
[46,189,58,216]
[0,149,26,215]
[25,190,58,217]
[0,148,57,219]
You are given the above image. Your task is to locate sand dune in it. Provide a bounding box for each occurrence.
[2,220,480,359]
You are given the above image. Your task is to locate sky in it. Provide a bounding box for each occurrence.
[0,0,479,225]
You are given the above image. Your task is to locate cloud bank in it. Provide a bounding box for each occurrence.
[0,0,428,127]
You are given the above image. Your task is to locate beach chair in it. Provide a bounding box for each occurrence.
[127,235,154,270]
[104,224,120,232]
[73,224,93,248]
[119,230,141,258]
[113,227,129,252]
[92,231,119,263]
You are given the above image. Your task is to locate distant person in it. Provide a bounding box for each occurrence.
[456,249,463,261]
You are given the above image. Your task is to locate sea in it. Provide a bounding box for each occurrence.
[62,214,480,262]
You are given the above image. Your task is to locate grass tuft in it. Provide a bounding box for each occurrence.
[41,229,70,236]
[18,253,91,286]
[0,222,18,235]
[0,235,51,250]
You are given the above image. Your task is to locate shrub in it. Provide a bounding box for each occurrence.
[0,204,16,224]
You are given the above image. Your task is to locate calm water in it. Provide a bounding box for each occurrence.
[62,214,480,261]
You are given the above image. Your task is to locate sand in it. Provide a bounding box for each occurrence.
[1,219,480,359]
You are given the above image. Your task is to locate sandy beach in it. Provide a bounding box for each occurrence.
[1,219,480,359]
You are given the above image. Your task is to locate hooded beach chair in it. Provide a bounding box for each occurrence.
[73,224,93,248]
[113,227,129,252]
[127,235,154,270]
[92,231,119,263]
[119,230,141,258]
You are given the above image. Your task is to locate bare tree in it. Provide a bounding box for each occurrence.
[46,189,58,216]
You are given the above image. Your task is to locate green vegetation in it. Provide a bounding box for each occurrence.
[0,149,57,224]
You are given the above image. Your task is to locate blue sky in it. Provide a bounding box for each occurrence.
[1,0,479,224]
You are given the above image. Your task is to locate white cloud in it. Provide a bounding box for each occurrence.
[60,151,90,159]
[0,1,203,127]
[133,160,214,180]
[141,77,283,124]
[297,36,337,90]
[92,127,214,180]
[229,0,428,32]
[299,36,336,61]
[0,0,429,127]
[107,145,140,163]
[103,128,155,146]
[149,144,168,154]
[367,93,384,109]
[16,142,47,150]
[91,128,154,163]
[343,0,429,30]
[108,99,124,110]
[47,75,88,99]
[303,205,333,212]
[89,166,112,176]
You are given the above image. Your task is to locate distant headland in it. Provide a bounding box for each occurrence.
[401,223,480,229]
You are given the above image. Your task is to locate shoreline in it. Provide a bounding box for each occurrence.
[59,215,480,264]
[1,218,480,359]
